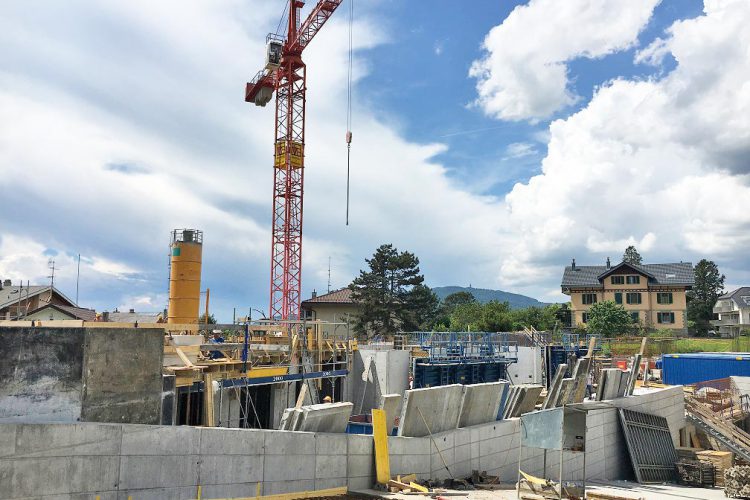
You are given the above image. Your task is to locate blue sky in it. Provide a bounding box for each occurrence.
[0,0,748,322]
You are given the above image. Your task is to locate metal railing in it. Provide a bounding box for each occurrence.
[400,331,518,362]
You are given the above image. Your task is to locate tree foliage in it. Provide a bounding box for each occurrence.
[349,244,438,336]
[688,259,725,336]
[623,245,643,265]
[586,300,634,337]
[199,313,217,324]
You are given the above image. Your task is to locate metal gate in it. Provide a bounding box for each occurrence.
[619,408,677,483]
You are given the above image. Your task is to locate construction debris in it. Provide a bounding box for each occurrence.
[676,459,715,487]
[725,465,750,498]
[696,450,733,487]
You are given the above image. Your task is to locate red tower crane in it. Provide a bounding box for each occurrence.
[245,0,343,321]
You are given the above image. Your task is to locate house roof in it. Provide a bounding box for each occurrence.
[719,287,750,305]
[27,303,97,321]
[301,288,353,305]
[0,285,76,310]
[561,261,694,289]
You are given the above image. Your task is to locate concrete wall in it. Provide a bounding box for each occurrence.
[506,346,543,385]
[0,327,164,425]
[0,386,684,498]
[351,349,410,415]
[0,327,85,423]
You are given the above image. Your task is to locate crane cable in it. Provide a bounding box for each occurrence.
[345,0,354,226]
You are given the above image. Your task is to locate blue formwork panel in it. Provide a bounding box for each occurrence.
[413,360,510,389]
[662,352,750,385]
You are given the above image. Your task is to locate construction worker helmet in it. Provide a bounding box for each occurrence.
[323,396,332,403]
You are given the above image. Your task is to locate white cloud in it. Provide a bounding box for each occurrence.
[635,37,670,66]
[500,0,750,288]
[470,0,660,121]
[504,142,537,159]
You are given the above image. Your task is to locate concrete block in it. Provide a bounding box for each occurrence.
[264,454,315,482]
[390,453,430,476]
[0,424,16,457]
[117,486,196,500]
[315,454,347,479]
[455,443,471,464]
[263,479,315,496]
[13,423,122,458]
[398,385,463,437]
[458,382,507,428]
[315,478,348,490]
[601,369,623,400]
[1,456,120,497]
[388,435,430,455]
[511,384,543,416]
[199,427,265,455]
[263,429,315,455]
[278,408,295,430]
[347,433,373,455]
[347,453,375,478]
[297,402,353,433]
[379,393,402,432]
[315,432,347,455]
[200,483,261,498]
[120,424,200,456]
[198,454,263,484]
[118,455,198,489]
[347,475,374,491]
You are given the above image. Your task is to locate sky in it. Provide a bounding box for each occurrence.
[1,0,748,321]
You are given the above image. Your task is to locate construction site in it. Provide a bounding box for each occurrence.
[2,1,750,500]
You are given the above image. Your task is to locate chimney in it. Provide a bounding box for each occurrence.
[606,257,611,269]
[571,258,576,270]
[311,289,317,299]
[2,279,10,288]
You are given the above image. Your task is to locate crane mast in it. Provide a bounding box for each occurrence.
[245,0,342,321]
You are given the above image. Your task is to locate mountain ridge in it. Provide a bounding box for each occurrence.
[432,286,548,309]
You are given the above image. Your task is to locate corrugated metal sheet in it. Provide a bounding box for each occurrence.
[663,353,750,385]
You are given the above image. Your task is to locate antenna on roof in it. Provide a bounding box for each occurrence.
[47,259,56,302]
[327,256,332,294]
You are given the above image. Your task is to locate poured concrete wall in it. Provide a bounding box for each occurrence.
[0,327,85,423]
[0,327,164,425]
[0,386,684,498]
[507,346,543,384]
[458,382,506,428]
[398,384,464,437]
[352,349,410,415]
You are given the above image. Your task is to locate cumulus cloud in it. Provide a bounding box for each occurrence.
[501,0,750,288]
[470,0,660,121]
[504,142,537,160]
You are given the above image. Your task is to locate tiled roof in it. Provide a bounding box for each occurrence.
[719,287,750,303]
[302,288,353,304]
[27,303,97,321]
[561,261,694,288]
[0,285,75,309]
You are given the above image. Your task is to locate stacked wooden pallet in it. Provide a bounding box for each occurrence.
[697,450,733,487]
[725,465,750,498]
[676,459,715,487]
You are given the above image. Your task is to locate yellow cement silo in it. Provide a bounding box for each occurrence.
[168,229,203,324]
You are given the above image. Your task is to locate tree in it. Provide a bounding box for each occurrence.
[586,300,633,337]
[479,300,513,332]
[432,291,476,328]
[349,244,437,336]
[623,246,643,265]
[511,304,561,331]
[199,313,217,324]
[688,259,725,336]
[449,301,484,331]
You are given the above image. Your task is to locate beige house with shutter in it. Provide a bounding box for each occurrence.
[561,259,694,333]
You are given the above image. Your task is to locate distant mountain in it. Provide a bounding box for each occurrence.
[432,286,548,310]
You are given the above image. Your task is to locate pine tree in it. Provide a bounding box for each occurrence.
[623,246,643,265]
[688,259,725,335]
[349,244,437,336]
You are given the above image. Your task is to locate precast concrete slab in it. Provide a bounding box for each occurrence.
[602,369,623,400]
[398,384,463,437]
[297,402,353,433]
[514,384,543,416]
[458,382,507,428]
[379,394,401,432]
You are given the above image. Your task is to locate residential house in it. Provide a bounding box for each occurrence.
[712,287,750,337]
[25,304,97,322]
[301,288,357,336]
[561,258,694,333]
[0,279,78,320]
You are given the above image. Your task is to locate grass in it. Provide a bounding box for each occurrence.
[606,336,750,356]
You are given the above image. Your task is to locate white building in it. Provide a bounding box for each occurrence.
[713,287,750,336]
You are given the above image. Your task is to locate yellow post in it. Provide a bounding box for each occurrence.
[256,481,262,498]
[196,484,202,499]
[372,409,391,485]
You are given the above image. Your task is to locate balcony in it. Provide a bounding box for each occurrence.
[712,315,740,327]
[714,302,736,314]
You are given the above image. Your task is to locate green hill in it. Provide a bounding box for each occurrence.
[432,286,548,310]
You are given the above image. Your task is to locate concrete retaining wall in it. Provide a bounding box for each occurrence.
[0,386,684,499]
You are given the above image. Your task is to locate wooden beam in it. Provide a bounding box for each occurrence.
[372,408,391,485]
[175,347,195,368]
[203,373,215,427]
[295,383,308,409]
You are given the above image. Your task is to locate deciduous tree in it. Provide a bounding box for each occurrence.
[587,300,633,337]
[688,259,725,336]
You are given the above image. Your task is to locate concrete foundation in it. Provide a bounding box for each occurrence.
[0,386,685,498]
[458,382,506,428]
[398,385,463,437]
